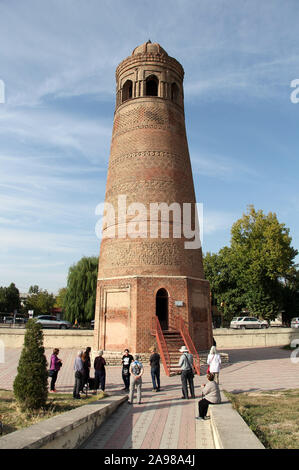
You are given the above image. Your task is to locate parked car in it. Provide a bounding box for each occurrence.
[291,317,299,328]
[35,315,71,329]
[230,317,244,328]
[230,316,269,329]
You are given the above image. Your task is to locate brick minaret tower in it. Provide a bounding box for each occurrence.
[94,41,212,356]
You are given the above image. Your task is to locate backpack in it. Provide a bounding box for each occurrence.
[131,361,142,376]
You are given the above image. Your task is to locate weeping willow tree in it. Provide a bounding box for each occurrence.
[64,256,98,323]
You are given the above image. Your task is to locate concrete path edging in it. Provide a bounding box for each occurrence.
[0,394,127,449]
[209,391,265,449]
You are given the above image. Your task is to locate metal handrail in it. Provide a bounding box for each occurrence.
[151,316,171,376]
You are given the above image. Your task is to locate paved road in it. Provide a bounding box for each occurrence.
[1,346,298,449]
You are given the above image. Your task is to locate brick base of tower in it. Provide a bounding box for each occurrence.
[93,276,213,354]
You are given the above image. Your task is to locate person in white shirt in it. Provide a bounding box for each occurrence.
[207,346,221,384]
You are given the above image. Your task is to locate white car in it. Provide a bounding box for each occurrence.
[230,317,244,328]
[230,316,269,329]
[291,317,299,328]
[35,315,71,329]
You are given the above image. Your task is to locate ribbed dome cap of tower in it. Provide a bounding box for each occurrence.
[132,40,168,57]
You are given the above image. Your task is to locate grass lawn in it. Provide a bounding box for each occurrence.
[0,389,105,437]
[225,389,299,449]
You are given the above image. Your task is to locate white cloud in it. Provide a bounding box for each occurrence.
[191,151,258,182]
[0,107,112,162]
[0,227,96,254]
[203,210,236,235]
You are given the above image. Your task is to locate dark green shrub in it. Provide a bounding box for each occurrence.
[13,319,48,411]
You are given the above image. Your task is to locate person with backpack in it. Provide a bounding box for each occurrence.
[149,347,161,392]
[121,348,134,392]
[128,354,144,405]
[207,346,221,384]
[178,345,195,399]
[49,348,62,393]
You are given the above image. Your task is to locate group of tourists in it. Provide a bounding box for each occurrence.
[48,347,107,399]
[48,343,222,418]
[123,343,222,419]
[73,348,106,399]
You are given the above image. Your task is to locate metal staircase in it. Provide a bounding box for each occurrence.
[151,316,201,377]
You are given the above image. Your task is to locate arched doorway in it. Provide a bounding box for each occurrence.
[156,288,168,330]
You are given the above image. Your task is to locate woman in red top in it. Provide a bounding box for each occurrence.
[49,348,62,392]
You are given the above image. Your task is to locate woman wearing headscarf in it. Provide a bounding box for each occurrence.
[94,350,106,393]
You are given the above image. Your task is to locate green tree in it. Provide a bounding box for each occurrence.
[6,283,21,312]
[64,256,98,323]
[29,285,40,294]
[54,287,68,311]
[13,319,48,411]
[0,287,6,311]
[279,267,299,324]
[204,248,247,323]
[230,206,297,284]
[0,283,20,313]
[26,286,55,316]
[204,206,298,322]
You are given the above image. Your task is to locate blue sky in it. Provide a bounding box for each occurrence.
[0,0,298,294]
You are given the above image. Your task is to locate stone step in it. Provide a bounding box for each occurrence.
[163,336,182,341]
[98,351,229,367]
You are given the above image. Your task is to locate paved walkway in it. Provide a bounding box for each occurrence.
[0,346,298,449]
[81,389,214,449]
